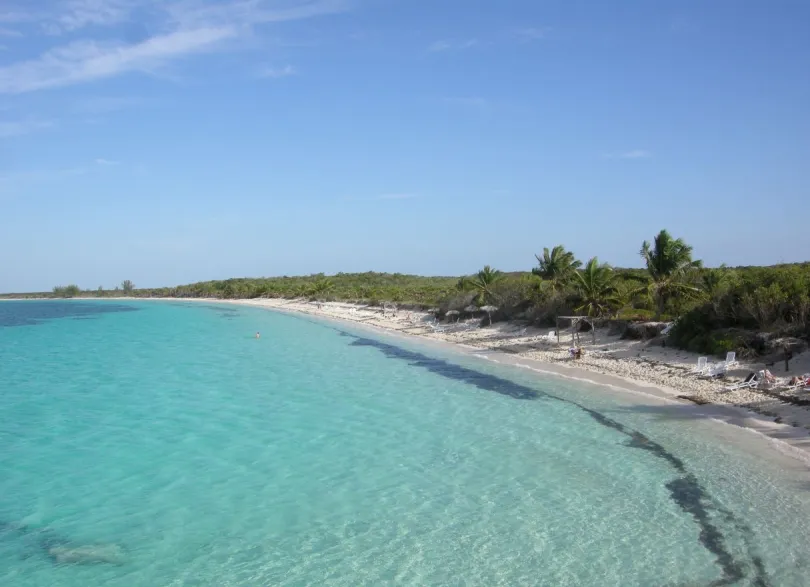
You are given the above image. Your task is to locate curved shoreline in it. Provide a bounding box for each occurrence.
[187,297,810,468]
[5,297,810,468]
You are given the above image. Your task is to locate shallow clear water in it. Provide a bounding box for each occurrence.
[1,300,809,586]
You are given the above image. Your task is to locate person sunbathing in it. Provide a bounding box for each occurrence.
[788,374,810,387]
[762,369,777,384]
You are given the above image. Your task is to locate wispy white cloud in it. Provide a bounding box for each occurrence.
[0,27,23,37]
[73,95,149,114]
[47,0,138,34]
[670,17,699,34]
[428,38,478,52]
[342,193,419,202]
[165,0,349,29]
[443,96,488,110]
[258,64,296,78]
[0,118,54,138]
[95,157,119,165]
[603,150,652,159]
[0,27,236,94]
[0,166,88,189]
[512,27,549,42]
[376,193,417,200]
[0,0,353,94]
[0,8,39,25]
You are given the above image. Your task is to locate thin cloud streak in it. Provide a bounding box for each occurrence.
[0,27,237,94]
[603,150,652,159]
[258,64,296,78]
[342,193,419,201]
[73,95,150,114]
[165,0,350,29]
[376,193,417,200]
[0,118,54,138]
[0,0,353,94]
[95,157,119,165]
[49,0,138,34]
[428,38,478,52]
[443,96,488,110]
[512,27,549,42]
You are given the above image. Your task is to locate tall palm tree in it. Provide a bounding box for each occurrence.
[466,265,503,305]
[532,245,581,290]
[638,230,702,318]
[573,257,619,317]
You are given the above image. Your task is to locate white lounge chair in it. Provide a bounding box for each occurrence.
[778,375,810,393]
[692,357,708,374]
[723,351,738,369]
[702,362,728,378]
[723,372,759,392]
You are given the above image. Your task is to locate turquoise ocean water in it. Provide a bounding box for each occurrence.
[1,300,810,586]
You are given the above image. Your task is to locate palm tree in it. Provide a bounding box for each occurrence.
[466,265,503,305]
[532,245,581,290]
[638,230,702,318]
[310,278,334,298]
[573,257,619,317]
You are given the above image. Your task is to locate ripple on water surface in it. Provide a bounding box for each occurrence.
[0,300,809,586]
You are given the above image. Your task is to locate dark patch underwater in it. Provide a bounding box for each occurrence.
[0,302,138,328]
[344,332,774,587]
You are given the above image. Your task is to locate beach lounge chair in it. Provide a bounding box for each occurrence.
[660,322,675,336]
[723,351,738,369]
[780,375,810,393]
[692,357,708,375]
[723,371,759,392]
[701,362,728,379]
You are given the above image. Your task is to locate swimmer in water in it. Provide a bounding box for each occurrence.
[255,332,260,339]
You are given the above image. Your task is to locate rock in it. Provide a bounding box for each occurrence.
[621,322,668,341]
[48,544,126,566]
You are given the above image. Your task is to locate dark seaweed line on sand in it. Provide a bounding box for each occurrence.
[342,332,772,587]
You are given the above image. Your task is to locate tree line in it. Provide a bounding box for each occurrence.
[4,229,807,356]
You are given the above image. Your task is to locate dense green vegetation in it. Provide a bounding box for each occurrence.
[2,229,808,357]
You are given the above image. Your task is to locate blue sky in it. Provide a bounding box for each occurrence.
[1,0,808,292]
